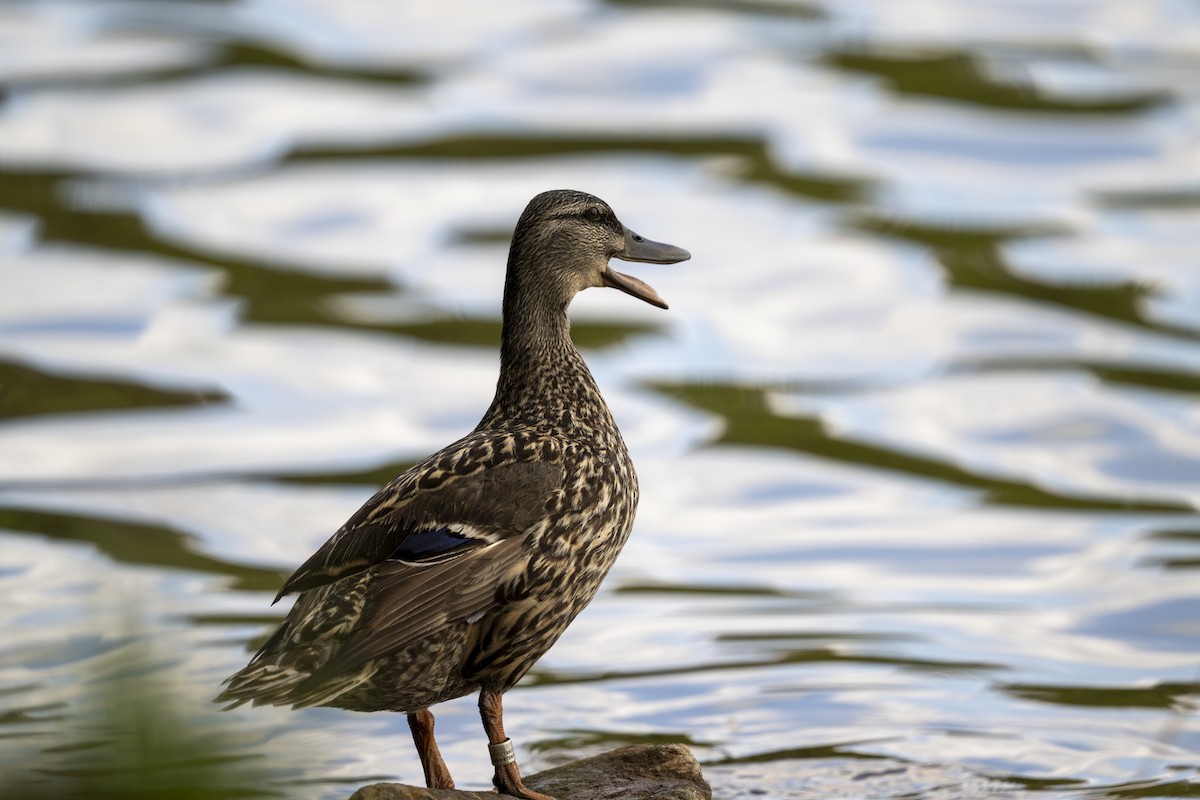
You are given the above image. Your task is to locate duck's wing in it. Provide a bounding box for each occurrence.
[279,533,532,705]
[275,434,563,602]
[233,436,563,703]
[255,436,564,704]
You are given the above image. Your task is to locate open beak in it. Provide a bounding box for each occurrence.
[602,226,691,309]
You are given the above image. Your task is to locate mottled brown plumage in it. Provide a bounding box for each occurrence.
[217,189,689,799]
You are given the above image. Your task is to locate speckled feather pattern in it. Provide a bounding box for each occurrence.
[217,190,646,716]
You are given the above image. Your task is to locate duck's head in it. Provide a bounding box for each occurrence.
[508,189,690,310]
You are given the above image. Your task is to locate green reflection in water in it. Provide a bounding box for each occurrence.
[449,227,516,246]
[1148,529,1200,542]
[1001,681,1200,710]
[214,42,426,86]
[824,47,1169,113]
[5,38,425,94]
[0,169,393,329]
[651,381,1191,512]
[0,507,284,592]
[1142,557,1200,571]
[852,214,1200,342]
[527,729,712,755]
[716,631,919,643]
[289,132,768,162]
[1096,776,1200,798]
[615,581,796,598]
[950,359,1200,396]
[288,132,870,204]
[0,700,68,731]
[604,0,823,19]
[1094,188,1200,210]
[706,740,897,765]
[527,646,1000,688]
[735,161,871,203]
[270,459,418,487]
[1142,528,1200,571]
[0,169,650,350]
[0,360,227,422]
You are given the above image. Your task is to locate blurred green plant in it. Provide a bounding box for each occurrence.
[0,628,296,799]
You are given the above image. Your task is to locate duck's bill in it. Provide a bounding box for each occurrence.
[605,227,690,309]
[617,227,691,265]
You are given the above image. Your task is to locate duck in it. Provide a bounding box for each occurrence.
[216,189,690,799]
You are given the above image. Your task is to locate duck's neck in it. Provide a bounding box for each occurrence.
[479,268,615,440]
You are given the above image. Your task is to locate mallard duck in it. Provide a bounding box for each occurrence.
[217,189,690,799]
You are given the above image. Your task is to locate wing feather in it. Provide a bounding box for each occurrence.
[291,534,529,696]
[275,453,561,601]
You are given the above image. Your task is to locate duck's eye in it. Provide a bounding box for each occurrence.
[583,207,603,222]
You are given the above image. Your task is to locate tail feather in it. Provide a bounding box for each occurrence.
[216,652,380,710]
[216,574,380,710]
[215,662,306,708]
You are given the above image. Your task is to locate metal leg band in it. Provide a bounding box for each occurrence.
[488,738,516,767]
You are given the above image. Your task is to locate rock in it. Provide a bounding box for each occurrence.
[348,744,711,800]
[349,786,496,800]
[348,786,496,800]
[350,787,495,800]
[524,744,711,800]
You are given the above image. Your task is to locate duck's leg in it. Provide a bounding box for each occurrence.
[407,709,455,789]
[478,688,555,800]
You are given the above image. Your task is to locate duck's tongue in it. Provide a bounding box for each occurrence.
[604,226,691,309]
